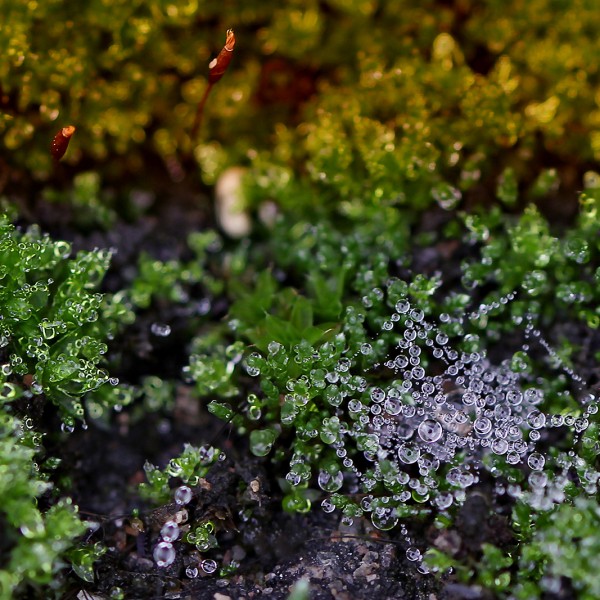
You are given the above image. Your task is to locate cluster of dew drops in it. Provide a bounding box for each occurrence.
[287,291,598,571]
[149,289,599,575]
[152,484,217,576]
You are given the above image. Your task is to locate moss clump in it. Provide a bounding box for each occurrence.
[0,411,86,600]
[0,213,123,419]
[2,0,600,210]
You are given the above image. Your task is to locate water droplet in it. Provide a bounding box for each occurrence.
[406,547,422,562]
[436,334,450,350]
[527,452,545,471]
[432,182,462,210]
[371,508,398,531]
[286,472,302,486]
[507,390,523,407]
[175,485,193,506]
[317,470,344,492]
[384,397,402,415]
[153,541,176,567]
[411,366,425,380]
[370,387,385,402]
[527,410,546,429]
[61,422,75,434]
[337,358,351,372]
[474,417,492,436]
[160,521,180,542]
[524,388,543,405]
[506,452,521,465]
[268,341,282,355]
[398,445,420,464]
[395,300,410,314]
[435,492,453,510]
[417,419,442,443]
[201,559,218,574]
[186,566,199,578]
[151,323,172,337]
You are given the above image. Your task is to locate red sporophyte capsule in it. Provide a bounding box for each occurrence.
[191,30,236,140]
[208,29,236,85]
[50,125,76,161]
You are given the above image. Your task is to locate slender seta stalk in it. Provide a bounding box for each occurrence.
[191,29,236,141]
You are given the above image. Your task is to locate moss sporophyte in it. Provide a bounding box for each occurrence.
[50,125,76,161]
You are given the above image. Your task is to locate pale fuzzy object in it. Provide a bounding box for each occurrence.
[215,167,251,238]
[258,199,279,228]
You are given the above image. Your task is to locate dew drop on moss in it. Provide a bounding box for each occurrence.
[249,429,277,456]
[527,452,545,471]
[360,343,373,355]
[474,417,492,436]
[317,470,344,492]
[506,451,521,465]
[398,445,421,464]
[153,541,176,567]
[395,300,410,314]
[435,492,454,510]
[432,182,462,210]
[150,322,172,337]
[491,438,509,455]
[336,357,351,372]
[160,520,180,542]
[384,397,402,415]
[61,422,75,434]
[417,419,443,443]
[527,410,546,429]
[371,508,398,531]
[201,559,217,574]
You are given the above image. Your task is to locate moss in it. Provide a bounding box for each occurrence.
[1,0,599,213]
[0,412,86,599]
[0,213,122,418]
[2,1,600,597]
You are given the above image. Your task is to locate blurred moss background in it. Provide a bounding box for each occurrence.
[1,0,600,214]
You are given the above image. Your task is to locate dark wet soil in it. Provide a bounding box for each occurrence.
[61,412,448,600]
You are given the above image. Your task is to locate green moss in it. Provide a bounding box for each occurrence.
[0,213,122,418]
[515,497,600,599]
[139,443,221,505]
[0,412,86,599]
[3,0,599,217]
